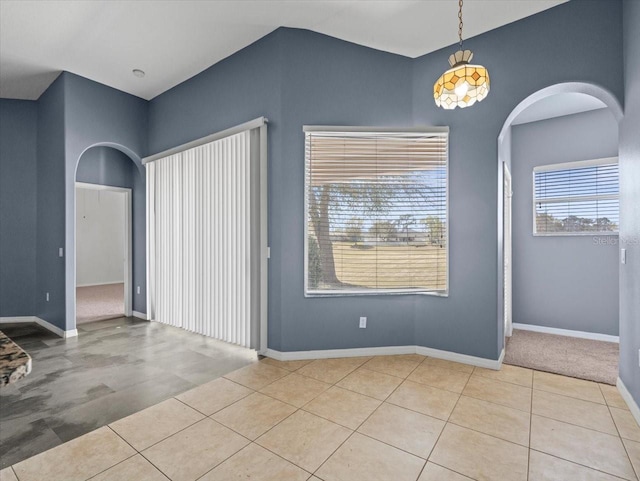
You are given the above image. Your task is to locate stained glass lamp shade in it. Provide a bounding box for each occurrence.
[434,49,490,110]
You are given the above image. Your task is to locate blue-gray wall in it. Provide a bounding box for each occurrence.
[76,146,134,189]
[36,75,66,328]
[619,0,640,406]
[28,72,148,330]
[511,109,619,336]
[64,72,148,320]
[1,0,630,369]
[0,100,38,316]
[147,0,623,360]
[149,29,416,353]
[148,31,282,338]
[411,0,623,358]
[276,29,415,352]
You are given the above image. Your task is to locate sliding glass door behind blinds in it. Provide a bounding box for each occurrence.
[147,128,263,349]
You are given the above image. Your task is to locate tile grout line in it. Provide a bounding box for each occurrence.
[427,460,479,480]
[248,438,315,478]
[415,364,473,479]
[403,358,460,480]
[472,370,533,389]
[212,376,322,474]
[532,385,608,405]
[599,383,640,480]
[530,410,625,437]
[9,467,20,481]
[190,437,255,481]
[8,355,628,480]
[213,400,300,443]
[311,356,428,478]
[124,414,220,465]
[204,365,316,472]
[81,426,146,480]
[444,416,530,448]
[173,384,255,417]
[208,360,348,468]
[528,447,632,481]
[258,382,332,410]
[397,367,637,480]
[125,411,256,481]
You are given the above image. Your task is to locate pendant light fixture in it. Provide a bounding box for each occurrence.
[434,0,490,109]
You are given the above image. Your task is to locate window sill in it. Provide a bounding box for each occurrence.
[533,232,619,237]
[304,289,449,298]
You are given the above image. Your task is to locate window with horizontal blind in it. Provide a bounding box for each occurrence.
[533,157,619,235]
[304,127,449,296]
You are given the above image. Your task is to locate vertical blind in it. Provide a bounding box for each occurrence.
[304,128,449,296]
[533,158,619,235]
[147,130,259,348]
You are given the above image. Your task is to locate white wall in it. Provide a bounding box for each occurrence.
[76,187,125,286]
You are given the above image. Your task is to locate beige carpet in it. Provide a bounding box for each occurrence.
[504,329,619,385]
[76,283,124,324]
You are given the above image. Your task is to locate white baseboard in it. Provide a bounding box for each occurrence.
[76,281,125,288]
[0,316,78,339]
[266,345,415,361]
[0,316,36,324]
[415,345,505,370]
[513,323,619,343]
[132,311,147,320]
[617,377,640,426]
[266,345,504,371]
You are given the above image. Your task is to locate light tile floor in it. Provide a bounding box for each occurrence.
[4,354,640,481]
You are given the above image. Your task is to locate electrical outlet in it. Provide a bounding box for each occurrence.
[622,248,627,265]
[359,317,367,329]
[59,247,64,257]
[46,292,50,302]
[137,286,141,294]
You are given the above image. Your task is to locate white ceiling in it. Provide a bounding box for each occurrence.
[512,92,608,125]
[0,0,566,101]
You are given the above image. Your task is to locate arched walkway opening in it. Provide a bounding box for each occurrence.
[70,144,144,330]
[497,82,623,382]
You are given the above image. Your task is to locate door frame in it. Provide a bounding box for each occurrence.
[503,163,513,338]
[75,182,133,318]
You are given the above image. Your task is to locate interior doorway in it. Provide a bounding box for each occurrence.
[75,182,132,324]
[498,83,623,384]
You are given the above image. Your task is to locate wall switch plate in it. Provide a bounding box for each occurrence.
[359,317,367,328]
[46,292,50,302]
[59,247,64,257]
[638,348,640,368]
[137,286,141,294]
[622,248,627,265]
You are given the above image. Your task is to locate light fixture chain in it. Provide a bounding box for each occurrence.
[458,0,464,48]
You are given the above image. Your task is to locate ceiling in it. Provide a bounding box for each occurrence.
[512,92,608,125]
[0,0,566,101]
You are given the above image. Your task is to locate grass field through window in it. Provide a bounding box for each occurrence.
[330,241,447,291]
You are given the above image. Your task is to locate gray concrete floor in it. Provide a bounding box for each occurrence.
[0,317,257,468]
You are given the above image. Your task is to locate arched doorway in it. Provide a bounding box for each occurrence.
[498,82,623,382]
[72,145,144,328]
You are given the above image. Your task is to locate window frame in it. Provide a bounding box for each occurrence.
[303,125,450,298]
[532,157,619,237]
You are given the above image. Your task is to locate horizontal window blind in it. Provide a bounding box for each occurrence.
[533,158,619,235]
[305,129,448,296]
